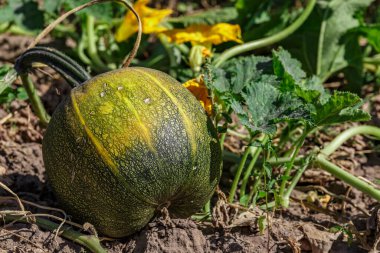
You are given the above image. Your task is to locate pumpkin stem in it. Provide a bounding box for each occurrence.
[15,47,91,88]
[28,0,141,68]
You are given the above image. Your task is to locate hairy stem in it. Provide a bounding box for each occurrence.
[228,146,252,203]
[282,156,312,204]
[321,125,380,157]
[213,0,316,67]
[240,135,268,199]
[223,151,304,166]
[315,156,380,202]
[278,128,310,206]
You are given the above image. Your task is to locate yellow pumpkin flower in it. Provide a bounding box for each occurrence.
[115,0,172,42]
[183,76,212,115]
[162,23,243,46]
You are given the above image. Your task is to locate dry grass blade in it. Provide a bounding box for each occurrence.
[0,196,84,230]
[0,181,26,213]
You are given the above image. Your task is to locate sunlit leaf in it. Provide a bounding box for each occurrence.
[311,91,370,126]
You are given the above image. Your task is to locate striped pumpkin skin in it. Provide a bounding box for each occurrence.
[42,67,222,237]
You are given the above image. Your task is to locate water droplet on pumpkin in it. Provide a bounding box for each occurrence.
[100,92,105,97]
[117,86,123,91]
[144,98,151,104]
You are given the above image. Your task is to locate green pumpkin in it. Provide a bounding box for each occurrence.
[42,67,222,237]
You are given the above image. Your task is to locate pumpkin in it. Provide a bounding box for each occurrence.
[42,67,222,237]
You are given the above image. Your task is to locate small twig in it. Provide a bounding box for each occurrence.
[0,196,82,230]
[341,187,352,216]
[0,181,26,213]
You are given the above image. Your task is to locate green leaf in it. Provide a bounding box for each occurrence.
[273,47,306,91]
[6,0,44,31]
[222,55,272,94]
[169,7,238,26]
[0,65,17,95]
[43,0,64,14]
[0,65,25,104]
[295,76,331,104]
[236,0,297,41]
[0,5,13,23]
[272,48,327,103]
[0,87,27,104]
[311,91,370,126]
[258,215,267,235]
[204,67,230,93]
[206,49,369,135]
[283,0,374,82]
[62,0,114,21]
[241,80,307,134]
[207,54,309,135]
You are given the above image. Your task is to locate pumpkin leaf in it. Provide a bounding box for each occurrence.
[43,0,64,14]
[62,0,114,21]
[283,0,374,83]
[221,55,272,94]
[0,5,13,23]
[0,65,27,104]
[310,91,370,126]
[235,0,298,41]
[273,47,306,92]
[0,65,17,95]
[240,80,307,134]
[205,53,309,135]
[2,0,44,31]
[272,48,328,103]
[206,48,370,134]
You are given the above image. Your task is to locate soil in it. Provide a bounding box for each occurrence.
[1,34,380,252]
